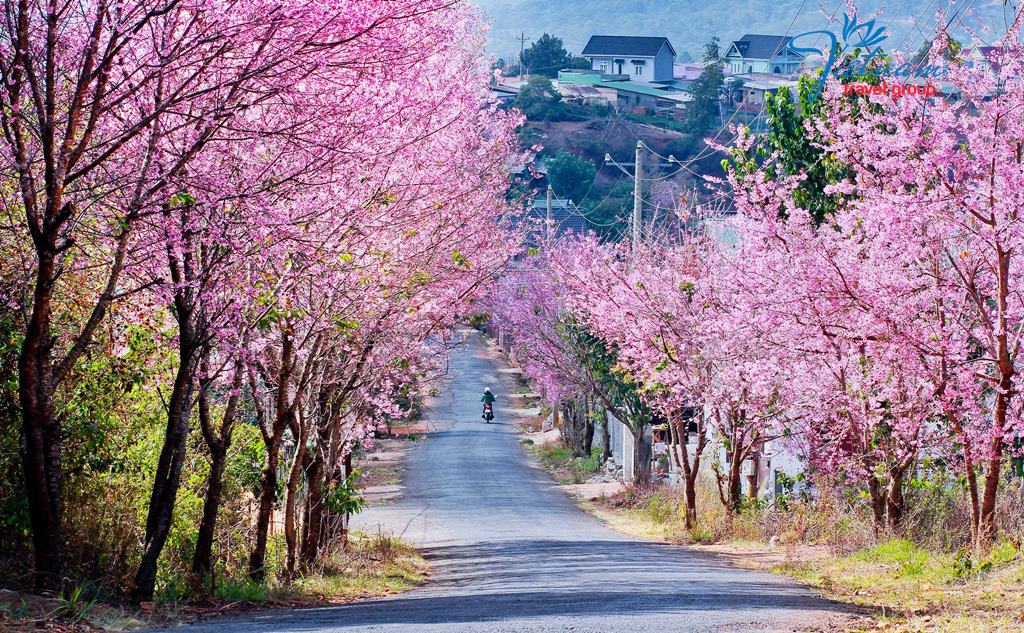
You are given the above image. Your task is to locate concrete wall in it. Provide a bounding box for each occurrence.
[590,55,656,82]
[653,45,674,81]
[589,44,674,83]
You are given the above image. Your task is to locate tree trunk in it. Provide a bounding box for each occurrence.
[18,249,65,591]
[301,396,342,569]
[249,415,287,583]
[300,453,324,568]
[249,328,296,582]
[684,472,698,528]
[133,338,198,601]
[191,360,244,587]
[561,397,595,458]
[977,449,1003,552]
[582,399,595,457]
[974,244,1012,553]
[670,411,703,530]
[728,449,742,512]
[600,411,611,463]
[341,451,353,551]
[192,444,227,583]
[884,466,907,531]
[632,426,652,486]
[284,409,308,580]
[867,475,886,536]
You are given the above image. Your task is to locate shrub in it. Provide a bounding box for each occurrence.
[646,491,676,524]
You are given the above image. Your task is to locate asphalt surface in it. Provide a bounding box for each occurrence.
[161,330,850,632]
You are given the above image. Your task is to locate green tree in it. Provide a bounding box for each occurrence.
[521,33,571,78]
[547,150,596,203]
[685,37,725,137]
[560,320,653,484]
[514,76,565,120]
[587,180,632,240]
[757,76,850,224]
[567,55,592,70]
[727,46,883,224]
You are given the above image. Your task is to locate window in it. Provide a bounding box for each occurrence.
[599,61,607,72]
[634,63,643,76]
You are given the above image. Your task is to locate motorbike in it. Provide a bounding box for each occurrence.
[482,403,494,423]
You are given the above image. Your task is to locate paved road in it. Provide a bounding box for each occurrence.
[164,331,849,632]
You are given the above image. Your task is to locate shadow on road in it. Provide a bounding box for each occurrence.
[185,540,852,631]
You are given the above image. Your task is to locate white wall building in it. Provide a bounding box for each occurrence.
[725,34,803,75]
[581,35,677,83]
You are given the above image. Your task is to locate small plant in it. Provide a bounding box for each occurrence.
[214,578,268,602]
[52,585,99,624]
[361,529,414,565]
[952,541,1020,579]
[986,540,1019,567]
[952,547,975,579]
[326,470,368,516]
[898,551,928,577]
[646,491,676,524]
[1,598,33,621]
[688,524,715,544]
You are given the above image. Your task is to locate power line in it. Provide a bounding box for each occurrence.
[667,0,821,172]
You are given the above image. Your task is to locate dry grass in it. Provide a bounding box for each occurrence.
[215,530,427,605]
[576,477,1024,632]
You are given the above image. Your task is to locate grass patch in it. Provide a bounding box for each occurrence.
[0,532,426,632]
[530,444,602,484]
[776,538,1024,631]
[270,532,426,604]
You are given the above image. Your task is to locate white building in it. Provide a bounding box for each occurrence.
[581,35,676,83]
[725,34,803,75]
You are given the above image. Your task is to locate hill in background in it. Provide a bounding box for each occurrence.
[474,0,1011,63]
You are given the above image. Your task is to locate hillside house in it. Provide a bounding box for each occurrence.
[965,46,1002,77]
[672,62,705,90]
[581,35,676,83]
[725,34,803,75]
[731,72,798,112]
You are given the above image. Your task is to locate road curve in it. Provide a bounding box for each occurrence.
[158,330,849,632]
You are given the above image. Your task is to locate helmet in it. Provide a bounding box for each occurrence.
[484,387,491,393]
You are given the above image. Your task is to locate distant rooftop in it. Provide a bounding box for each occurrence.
[522,197,588,237]
[673,62,704,81]
[582,35,676,58]
[727,34,801,60]
[732,72,799,90]
[558,70,688,98]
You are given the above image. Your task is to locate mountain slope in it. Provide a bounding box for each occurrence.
[473,0,1010,63]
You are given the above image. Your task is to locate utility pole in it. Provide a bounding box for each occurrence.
[605,141,678,249]
[516,32,529,78]
[632,140,644,247]
[546,184,553,241]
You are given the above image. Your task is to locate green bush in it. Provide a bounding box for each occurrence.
[645,491,676,524]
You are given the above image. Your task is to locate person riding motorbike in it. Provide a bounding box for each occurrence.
[481,387,496,421]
